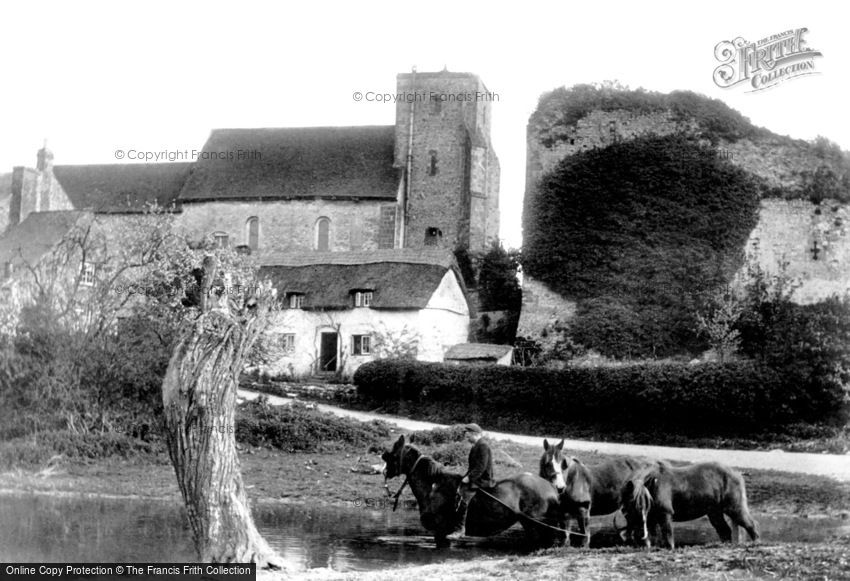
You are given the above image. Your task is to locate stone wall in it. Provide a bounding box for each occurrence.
[739,198,850,303]
[175,199,396,254]
[395,71,499,251]
[521,106,850,346]
[526,109,694,200]
[515,274,576,349]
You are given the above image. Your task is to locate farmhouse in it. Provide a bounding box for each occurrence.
[258,248,470,378]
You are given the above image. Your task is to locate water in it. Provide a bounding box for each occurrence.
[0,493,847,572]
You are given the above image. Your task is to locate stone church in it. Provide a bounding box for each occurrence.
[1,70,500,256]
[0,70,500,376]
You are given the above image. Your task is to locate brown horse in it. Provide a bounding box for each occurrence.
[539,440,660,547]
[382,435,565,548]
[620,461,760,549]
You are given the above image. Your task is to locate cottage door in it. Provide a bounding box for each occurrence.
[319,332,338,372]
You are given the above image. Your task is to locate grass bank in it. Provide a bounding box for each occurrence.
[253,379,850,454]
[2,398,848,581]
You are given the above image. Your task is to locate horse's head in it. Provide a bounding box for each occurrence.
[380,435,424,481]
[380,435,405,480]
[620,475,655,547]
[539,438,567,492]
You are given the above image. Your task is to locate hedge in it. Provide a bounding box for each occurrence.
[354,359,844,432]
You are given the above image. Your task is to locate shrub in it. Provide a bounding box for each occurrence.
[0,431,161,469]
[354,358,830,433]
[523,134,761,358]
[235,397,392,452]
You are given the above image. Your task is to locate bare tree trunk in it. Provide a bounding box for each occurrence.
[162,257,284,569]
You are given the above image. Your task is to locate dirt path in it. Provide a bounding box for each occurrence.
[238,389,850,481]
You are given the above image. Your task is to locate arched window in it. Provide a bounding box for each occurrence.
[246,217,259,251]
[315,217,330,251]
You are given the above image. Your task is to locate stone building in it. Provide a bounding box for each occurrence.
[519,105,850,343]
[0,70,498,368]
[1,69,500,259]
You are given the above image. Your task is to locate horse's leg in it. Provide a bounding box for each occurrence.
[576,505,591,548]
[659,513,675,549]
[727,508,760,543]
[518,517,543,549]
[708,510,733,543]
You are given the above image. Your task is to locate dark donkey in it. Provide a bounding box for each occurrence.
[539,439,659,547]
[620,461,760,549]
[383,435,565,548]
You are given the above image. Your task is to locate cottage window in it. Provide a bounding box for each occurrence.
[315,217,330,251]
[352,334,371,355]
[288,293,304,309]
[429,150,438,176]
[280,333,296,353]
[246,217,259,251]
[354,291,372,308]
[80,262,96,286]
[213,232,229,248]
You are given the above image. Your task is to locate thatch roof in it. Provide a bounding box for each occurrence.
[53,163,191,213]
[0,210,91,266]
[178,125,400,202]
[260,249,464,310]
[444,343,513,361]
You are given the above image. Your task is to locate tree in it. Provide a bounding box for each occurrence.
[161,254,287,568]
[695,286,743,362]
[0,206,185,437]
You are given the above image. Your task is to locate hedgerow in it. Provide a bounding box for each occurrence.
[354,358,845,433]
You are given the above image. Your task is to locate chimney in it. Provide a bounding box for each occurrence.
[37,140,54,172]
[9,167,25,227]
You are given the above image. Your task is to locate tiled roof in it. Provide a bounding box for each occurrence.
[53,163,191,213]
[178,125,400,202]
[444,343,513,360]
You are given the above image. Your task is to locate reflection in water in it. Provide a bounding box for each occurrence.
[0,493,847,572]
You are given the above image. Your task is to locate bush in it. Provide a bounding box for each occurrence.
[523,134,761,358]
[738,295,850,425]
[0,431,161,469]
[235,397,392,452]
[0,313,170,440]
[354,358,836,433]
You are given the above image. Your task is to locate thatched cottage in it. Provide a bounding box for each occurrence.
[258,248,470,378]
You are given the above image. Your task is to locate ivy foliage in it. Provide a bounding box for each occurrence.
[531,82,764,146]
[523,133,762,357]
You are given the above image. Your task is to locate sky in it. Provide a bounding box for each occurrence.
[1,1,847,248]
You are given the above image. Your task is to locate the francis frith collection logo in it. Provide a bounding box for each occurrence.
[713,28,823,92]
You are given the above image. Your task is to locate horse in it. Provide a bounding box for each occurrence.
[620,461,760,549]
[538,439,660,547]
[381,435,565,548]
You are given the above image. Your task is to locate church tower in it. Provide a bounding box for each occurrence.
[393,69,500,252]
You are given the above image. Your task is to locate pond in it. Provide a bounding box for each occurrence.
[0,493,847,572]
